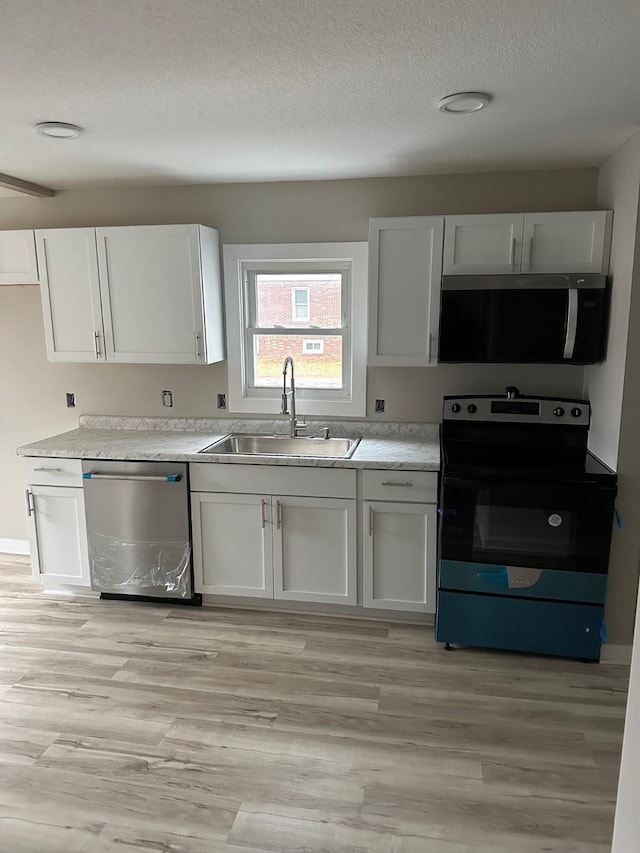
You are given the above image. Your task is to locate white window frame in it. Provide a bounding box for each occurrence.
[303,339,324,354]
[223,242,368,417]
[292,286,310,322]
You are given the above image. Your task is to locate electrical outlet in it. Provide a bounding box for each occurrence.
[217,393,227,410]
[66,392,75,408]
[162,390,173,408]
[375,399,385,413]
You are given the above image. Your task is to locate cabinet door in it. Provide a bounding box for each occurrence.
[523,211,611,274]
[97,225,206,364]
[443,214,523,275]
[273,496,357,605]
[368,216,444,366]
[363,501,437,613]
[191,492,273,597]
[26,485,90,586]
[35,229,106,362]
[0,230,39,284]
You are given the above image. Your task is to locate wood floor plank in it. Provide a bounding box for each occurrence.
[362,781,615,847]
[164,717,485,786]
[35,735,367,808]
[96,823,271,852]
[0,803,104,853]
[0,762,240,839]
[227,801,400,853]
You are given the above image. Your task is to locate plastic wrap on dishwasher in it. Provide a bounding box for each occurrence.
[88,530,191,596]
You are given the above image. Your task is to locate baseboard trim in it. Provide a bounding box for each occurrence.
[601,643,632,665]
[0,538,30,556]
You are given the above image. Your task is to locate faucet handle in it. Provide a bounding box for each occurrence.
[321,427,330,439]
[294,417,307,436]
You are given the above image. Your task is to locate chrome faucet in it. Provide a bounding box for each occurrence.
[281,356,306,437]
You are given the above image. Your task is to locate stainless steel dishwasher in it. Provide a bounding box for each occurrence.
[82,460,199,603]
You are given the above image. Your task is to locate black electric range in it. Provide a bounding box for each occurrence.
[435,387,617,660]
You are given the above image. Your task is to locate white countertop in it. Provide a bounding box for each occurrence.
[17,416,440,471]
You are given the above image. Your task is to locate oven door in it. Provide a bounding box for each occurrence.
[439,475,615,573]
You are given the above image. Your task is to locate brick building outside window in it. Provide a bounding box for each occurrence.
[253,273,343,388]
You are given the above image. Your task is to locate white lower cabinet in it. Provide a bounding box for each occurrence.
[191,490,357,605]
[273,496,357,605]
[191,492,273,597]
[190,463,358,606]
[363,501,437,613]
[361,468,438,614]
[26,485,90,586]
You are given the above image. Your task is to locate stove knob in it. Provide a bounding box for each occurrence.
[571,407,582,418]
[553,407,565,417]
[467,404,477,414]
[451,403,461,413]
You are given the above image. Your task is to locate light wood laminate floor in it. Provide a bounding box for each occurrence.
[0,555,629,852]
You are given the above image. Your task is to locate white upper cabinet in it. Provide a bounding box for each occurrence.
[443,211,612,275]
[443,214,523,275]
[36,228,106,361]
[35,224,224,364]
[522,211,612,274]
[0,229,39,284]
[368,216,444,367]
[96,225,223,364]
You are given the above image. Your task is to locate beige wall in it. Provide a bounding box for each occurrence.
[586,131,640,645]
[0,168,596,542]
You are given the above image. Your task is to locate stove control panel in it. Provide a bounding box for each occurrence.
[443,395,590,427]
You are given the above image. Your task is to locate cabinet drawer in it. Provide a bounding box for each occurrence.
[190,462,356,498]
[23,457,83,487]
[362,469,437,502]
[435,590,604,661]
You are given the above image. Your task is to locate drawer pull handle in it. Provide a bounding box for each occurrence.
[33,467,63,473]
[369,505,374,536]
[261,499,266,529]
[381,481,414,487]
[276,500,282,529]
[25,489,34,517]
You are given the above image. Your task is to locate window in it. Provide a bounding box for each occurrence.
[292,287,310,321]
[223,242,367,417]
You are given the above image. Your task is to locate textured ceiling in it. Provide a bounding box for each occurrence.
[1,0,639,189]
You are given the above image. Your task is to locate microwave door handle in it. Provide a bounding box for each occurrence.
[563,287,578,359]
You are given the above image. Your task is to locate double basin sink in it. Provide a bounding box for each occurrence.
[200,433,361,459]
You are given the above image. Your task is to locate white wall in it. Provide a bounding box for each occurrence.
[587,132,640,467]
[0,168,596,543]
[612,559,640,852]
[586,131,640,645]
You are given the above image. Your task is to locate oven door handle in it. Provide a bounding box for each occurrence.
[443,475,609,490]
[563,287,578,359]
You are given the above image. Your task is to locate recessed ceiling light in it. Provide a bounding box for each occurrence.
[35,121,84,139]
[438,92,491,114]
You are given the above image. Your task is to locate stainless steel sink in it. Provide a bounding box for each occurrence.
[199,434,361,459]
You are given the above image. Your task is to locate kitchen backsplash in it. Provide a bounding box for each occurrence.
[78,414,440,439]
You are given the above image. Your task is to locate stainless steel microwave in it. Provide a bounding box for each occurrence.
[438,274,608,364]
